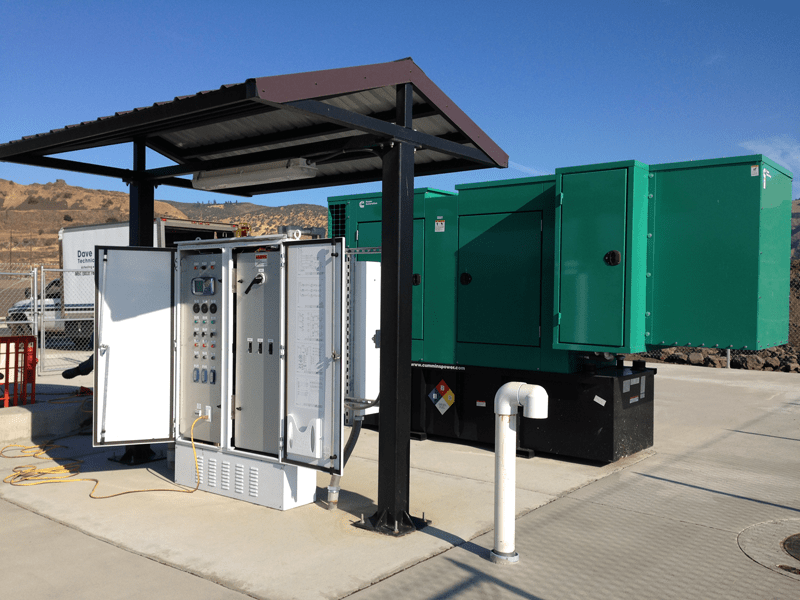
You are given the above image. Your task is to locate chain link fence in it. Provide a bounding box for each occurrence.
[627,259,800,373]
[0,264,92,375]
[0,268,38,341]
[39,268,94,372]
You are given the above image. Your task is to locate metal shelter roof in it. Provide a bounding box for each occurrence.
[0,58,507,196]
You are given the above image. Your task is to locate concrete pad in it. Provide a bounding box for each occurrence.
[9,361,797,599]
[0,430,559,600]
[0,384,92,442]
[346,366,800,600]
[0,499,251,600]
[348,496,800,600]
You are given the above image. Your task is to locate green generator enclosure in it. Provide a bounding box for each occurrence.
[327,188,458,363]
[329,154,793,367]
[327,154,792,462]
[454,175,576,373]
[553,160,651,354]
[646,155,793,350]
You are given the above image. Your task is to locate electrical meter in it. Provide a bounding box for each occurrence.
[191,277,216,296]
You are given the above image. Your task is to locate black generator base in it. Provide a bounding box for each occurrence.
[399,363,655,464]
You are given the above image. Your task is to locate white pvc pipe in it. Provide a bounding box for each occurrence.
[490,382,548,565]
[492,413,518,562]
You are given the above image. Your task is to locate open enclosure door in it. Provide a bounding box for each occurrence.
[282,239,345,475]
[94,247,175,446]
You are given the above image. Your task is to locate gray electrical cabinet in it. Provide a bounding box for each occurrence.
[234,249,282,455]
[93,236,346,510]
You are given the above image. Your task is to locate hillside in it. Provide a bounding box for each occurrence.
[0,178,328,264]
[161,199,328,237]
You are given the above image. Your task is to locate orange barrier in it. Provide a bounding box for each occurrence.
[0,337,37,408]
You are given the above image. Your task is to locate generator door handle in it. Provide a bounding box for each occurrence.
[460,272,472,285]
[412,273,421,286]
[604,250,622,266]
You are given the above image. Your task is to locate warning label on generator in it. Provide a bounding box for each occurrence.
[428,379,455,415]
[435,219,445,233]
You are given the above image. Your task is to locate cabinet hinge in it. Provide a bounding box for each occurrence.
[557,192,564,206]
[554,312,562,327]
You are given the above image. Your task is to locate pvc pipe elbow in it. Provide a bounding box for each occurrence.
[521,385,548,420]
[494,382,548,419]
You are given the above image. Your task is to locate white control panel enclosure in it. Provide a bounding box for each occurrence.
[93,237,346,510]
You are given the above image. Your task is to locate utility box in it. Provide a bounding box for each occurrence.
[646,155,793,350]
[454,175,576,373]
[553,160,650,354]
[93,236,346,510]
[328,188,458,364]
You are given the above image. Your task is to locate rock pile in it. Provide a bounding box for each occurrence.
[633,345,800,373]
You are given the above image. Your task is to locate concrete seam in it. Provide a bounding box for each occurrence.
[0,496,261,600]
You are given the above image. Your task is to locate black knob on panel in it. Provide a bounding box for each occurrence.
[192,303,200,314]
[460,272,472,285]
[604,250,622,266]
[412,273,421,286]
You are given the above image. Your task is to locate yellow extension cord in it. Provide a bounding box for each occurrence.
[1,404,209,499]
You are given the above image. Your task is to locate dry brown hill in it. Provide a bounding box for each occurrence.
[161,199,328,237]
[0,178,328,265]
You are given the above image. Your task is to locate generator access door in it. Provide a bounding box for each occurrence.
[94,247,175,446]
[281,239,345,475]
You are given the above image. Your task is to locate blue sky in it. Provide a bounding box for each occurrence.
[1,0,797,204]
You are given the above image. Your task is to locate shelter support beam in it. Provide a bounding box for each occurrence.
[374,83,416,535]
[277,98,495,166]
[129,141,154,247]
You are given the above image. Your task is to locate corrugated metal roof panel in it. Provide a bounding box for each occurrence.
[0,59,507,194]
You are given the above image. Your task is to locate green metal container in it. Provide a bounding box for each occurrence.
[329,154,793,370]
[454,175,575,373]
[646,155,793,350]
[552,160,651,354]
[327,188,458,363]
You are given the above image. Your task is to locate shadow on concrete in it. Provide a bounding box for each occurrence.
[726,429,800,442]
[635,472,800,513]
[315,486,378,518]
[425,557,545,600]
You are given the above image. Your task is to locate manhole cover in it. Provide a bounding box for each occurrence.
[782,533,800,562]
[738,519,800,582]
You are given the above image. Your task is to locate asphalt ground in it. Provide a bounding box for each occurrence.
[0,363,798,599]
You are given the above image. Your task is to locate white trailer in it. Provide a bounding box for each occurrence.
[55,218,240,343]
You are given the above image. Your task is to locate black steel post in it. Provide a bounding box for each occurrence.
[120,139,155,465]
[372,83,416,535]
[129,140,154,247]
